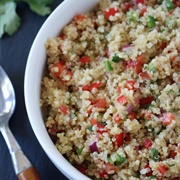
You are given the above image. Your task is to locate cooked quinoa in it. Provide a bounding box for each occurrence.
[41,0,180,179]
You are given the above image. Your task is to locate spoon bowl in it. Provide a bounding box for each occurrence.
[0,66,15,126]
[0,65,40,180]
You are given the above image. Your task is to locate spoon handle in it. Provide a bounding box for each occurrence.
[18,166,41,180]
[1,124,41,180]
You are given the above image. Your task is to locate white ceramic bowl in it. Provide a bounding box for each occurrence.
[24,0,100,179]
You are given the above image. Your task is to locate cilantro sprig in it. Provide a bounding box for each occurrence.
[0,0,53,38]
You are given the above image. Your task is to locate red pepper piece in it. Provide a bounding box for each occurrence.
[104,8,120,20]
[79,56,91,63]
[143,138,152,149]
[140,96,155,108]
[117,95,128,105]
[115,132,124,147]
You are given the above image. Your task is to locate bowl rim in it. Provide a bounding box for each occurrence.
[24,0,100,179]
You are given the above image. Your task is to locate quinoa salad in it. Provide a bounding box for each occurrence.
[41,0,180,179]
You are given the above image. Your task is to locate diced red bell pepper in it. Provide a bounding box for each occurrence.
[126,80,136,90]
[48,120,60,135]
[50,61,66,78]
[115,132,124,147]
[169,150,177,158]
[114,114,122,123]
[128,111,137,120]
[89,82,103,91]
[117,95,128,105]
[61,69,73,82]
[91,118,104,129]
[117,86,121,93]
[140,7,147,16]
[143,138,152,149]
[135,0,145,5]
[162,112,175,126]
[90,118,107,134]
[82,85,89,91]
[104,8,120,20]
[139,72,151,80]
[171,56,177,62]
[99,171,108,179]
[144,164,153,176]
[158,165,168,176]
[82,82,102,91]
[159,42,167,50]
[59,34,66,40]
[87,106,93,115]
[90,118,97,126]
[76,164,87,174]
[124,133,131,142]
[79,56,91,63]
[143,111,152,120]
[140,96,155,108]
[105,163,117,171]
[74,14,85,21]
[135,54,145,74]
[94,98,107,109]
[123,3,132,12]
[178,145,180,153]
[59,106,68,115]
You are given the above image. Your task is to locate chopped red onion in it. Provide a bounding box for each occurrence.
[126,104,133,113]
[122,44,135,51]
[89,141,99,154]
[98,56,103,61]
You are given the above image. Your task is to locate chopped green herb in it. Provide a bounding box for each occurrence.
[148,104,154,110]
[150,175,156,179]
[88,126,93,132]
[101,122,107,126]
[115,154,126,166]
[148,16,156,28]
[71,46,74,54]
[167,163,175,167]
[133,172,140,178]
[157,0,164,4]
[165,0,175,10]
[160,29,165,33]
[127,10,137,22]
[76,148,82,155]
[150,148,159,162]
[157,126,166,134]
[148,64,156,72]
[71,113,76,119]
[97,113,104,117]
[147,126,155,136]
[112,55,123,63]
[105,31,109,36]
[53,124,57,130]
[107,156,114,165]
[168,89,174,94]
[104,60,113,72]
[156,79,161,85]
[165,17,176,29]
[77,91,81,96]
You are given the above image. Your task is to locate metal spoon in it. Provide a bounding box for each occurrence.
[0,66,41,180]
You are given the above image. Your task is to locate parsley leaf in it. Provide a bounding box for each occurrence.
[23,0,53,16]
[0,2,20,37]
[150,148,159,162]
[0,0,53,38]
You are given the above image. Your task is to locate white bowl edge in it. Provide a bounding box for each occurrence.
[24,0,100,179]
